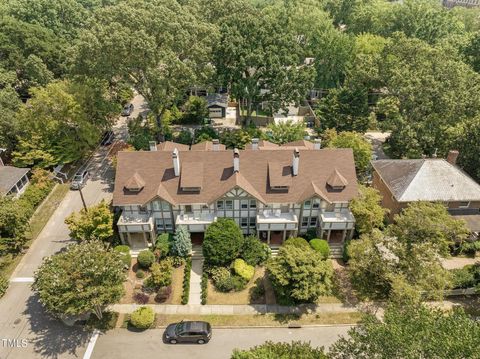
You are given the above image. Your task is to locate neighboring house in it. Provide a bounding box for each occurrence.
[154,140,227,152]
[191,140,226,151]
[112,141,358,255]
[371,151,480,237]
[443,0,480,8]
[206,93,228,119]
[245,139,321,151]
[0,165,30,198]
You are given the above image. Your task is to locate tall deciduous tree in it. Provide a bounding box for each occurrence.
[72,0,216,136]
[33,240,125,319]
[266,121,307,145]
[350,185,387,235]
[330,303,480,358]
[232,341,328,359]
[65,200,113,242]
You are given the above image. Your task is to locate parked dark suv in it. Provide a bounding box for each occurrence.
[163,321,212,344]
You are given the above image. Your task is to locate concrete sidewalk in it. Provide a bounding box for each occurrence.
[188,259,203,305]
[108,302,360,315]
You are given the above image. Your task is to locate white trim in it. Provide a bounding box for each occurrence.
[83,329,100,359]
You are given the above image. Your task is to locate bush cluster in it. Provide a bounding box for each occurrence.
[233,259,254,281]
[451,264,480,289]
[136,269,145,279]
[201,272,208,305]
[114,245,131,269]
[0,275,8,298]
[203,218,244,266]
[240,236,270,266]
[155,233,172,258]
[137,250,155,269]
[130,306,155,329]
[170,256,185,268]
[155,286,172,303]
[284,237,310,249]
[133,292,149,304]
[181,258,192,304]
[145,259,173,289]
[309,239,330,259]
[210,266,247,292]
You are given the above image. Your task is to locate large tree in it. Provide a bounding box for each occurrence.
[349,185,387,235]
[72,0,216,136]
[65,200,113,242]
[266,121,307,145]
[215,6,315,121]
[202,218,244,266]
[267,244,333,304]
[330,302,480,358]
[33,240,125,319]
[232,341,328,359]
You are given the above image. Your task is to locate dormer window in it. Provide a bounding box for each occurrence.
[326,168,348,190]
[124,172,146,192]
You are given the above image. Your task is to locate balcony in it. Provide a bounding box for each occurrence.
[320,211,355,230]
[257,210,298,231]
[117,212,154,233]
[175,212,216,229]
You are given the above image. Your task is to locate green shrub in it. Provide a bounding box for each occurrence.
[459,240,480,256]
[155,286,172,303]
[181,258,192,304]
[309,239,330,259]
[284,237,310,249]
[0,276,8,298]
[250,279,265,301]
[136,269,145,279]
[304,228,318,241]
[137,250,155,269]
[451,265,478,289]
[210,266,247,292]
[130,306,155,329]
[155,233,172,258]
[233,259,255,281]
[201,272,208,305]
[343,240,351,263]
[203,218,244,266]
[241,236,271,266]
[114,245,132,268]
[170,256,185,268]
[210,267,231,285]
[231,275,247,291]
[149,259,173,288]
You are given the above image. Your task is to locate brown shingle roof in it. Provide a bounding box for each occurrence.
[268,161,292,187]
[124,172,145,190]
[157,141,190,151]
[245,139,315,150]
[180,162,203,189]
[113,148,358,206]
[191,141,226,151]
[327,168,349,188]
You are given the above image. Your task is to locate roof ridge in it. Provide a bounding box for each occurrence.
[396,159,425,200]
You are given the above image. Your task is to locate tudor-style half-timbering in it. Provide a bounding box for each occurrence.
[215,187,258,235]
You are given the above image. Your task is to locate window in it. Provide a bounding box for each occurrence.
[241,200,248,209]
[155,219,164,231]
[310,217,317,226]
[217,200,224,210]
[241,217,248,228]
[249,217,256,227]
[301,217,309,227]
[164,218,173,230]
[225,200,233,210]
[250,200,257,209]
[459,201,470,208]
[139,205,147,214]
[304,200,311,209]
[162,201,170,210]
[152,201,161,211]
[185,205,192,213]
[312,199,320,209]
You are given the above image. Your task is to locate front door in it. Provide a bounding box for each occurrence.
[129,233,147,250]
[270,231,283,246]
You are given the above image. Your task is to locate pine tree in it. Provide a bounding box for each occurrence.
[171,225,192,257]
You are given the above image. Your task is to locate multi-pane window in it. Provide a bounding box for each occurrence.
[185,205,192,213]
[312,199,320,209]
[250,200,257,209]
[301,217,309,227]
[310,217,318,227]
[139,205,147,214]
[217,201,224,210]
[304,200,311,209]
[225,200,233,210]
[241,200,248,209]
[241,217,248,228]
[156,218,173,232]
[249,217,256,227]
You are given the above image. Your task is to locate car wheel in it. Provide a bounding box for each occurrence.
[169,339,177,344]
[197,339,206,344]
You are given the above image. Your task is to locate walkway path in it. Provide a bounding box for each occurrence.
[188,259,203,305]
[441,257,479,270]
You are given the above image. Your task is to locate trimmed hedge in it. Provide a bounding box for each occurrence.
[210,266,247,292]
[114,245,131,268]
[241,235,271,266]
[137,250,155,269]
[181,257,192,305]
[284,237,310,249]
[233,259,254,281]
[451,264,480,289]
[309,239,330,259]
[130,306,155,329]
[201,272,208,305]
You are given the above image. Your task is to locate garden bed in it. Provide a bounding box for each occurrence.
[207,267,276,305]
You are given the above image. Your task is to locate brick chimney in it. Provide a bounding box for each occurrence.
[172,148,180,176]
[251,138,259,150]
[233,149,240,172]
[446,150,459,165]
[292,148,300,176]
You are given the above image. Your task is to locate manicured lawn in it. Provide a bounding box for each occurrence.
[0,184,69,279]
[153,312,362,327]
[207,267,274,305]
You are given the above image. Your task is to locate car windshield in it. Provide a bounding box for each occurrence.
[73,175,82,181]
[174,322,186,335]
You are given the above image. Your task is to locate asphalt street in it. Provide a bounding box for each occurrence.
[0,94,144,359]
[90,327,352,359]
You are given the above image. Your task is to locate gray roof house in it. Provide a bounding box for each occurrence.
[206,93,228,118]
[0,165,30,198]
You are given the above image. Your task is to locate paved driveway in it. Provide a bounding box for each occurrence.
[0,112,129,359]
[91,327,351,359]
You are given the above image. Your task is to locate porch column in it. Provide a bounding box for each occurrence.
[126,232,132,247]
[282,229,287,243]
[319,229,324,240]
[347,229,354,240]
[142,232,148,247]
[342,230,347,242]
[327,230,331,242]
[119,232,126,245]
[267,230,271,245]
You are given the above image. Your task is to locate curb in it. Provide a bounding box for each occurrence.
[130,324,359,330]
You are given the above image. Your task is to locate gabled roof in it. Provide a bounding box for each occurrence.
[372,159,480,202]
[206,93,228,108]
[124,172,145,190]
[268,161,292,187]
[157,141,190,151]
[113,148,358,206]
[282,140,315,150]
[180,162,203,189]
[327,168,349,188]
[191,141,226,151]
[0,166,30,195]
[245,140,279,150]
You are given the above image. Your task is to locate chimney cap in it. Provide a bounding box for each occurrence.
[294,147,300,157]
[252,138,259,143]
[172,148,179,157]
[233,148,240,157]
[212,139,219,144]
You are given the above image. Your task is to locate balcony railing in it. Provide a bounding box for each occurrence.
[117,212,153,232]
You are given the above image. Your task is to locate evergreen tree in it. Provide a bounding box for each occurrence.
[171,225,192,257]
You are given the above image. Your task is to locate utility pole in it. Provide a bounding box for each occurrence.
[79,186,88,212]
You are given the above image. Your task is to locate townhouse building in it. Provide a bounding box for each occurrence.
[112,140,358,254]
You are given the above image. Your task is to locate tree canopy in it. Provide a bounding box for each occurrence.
[65,200,114,242]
